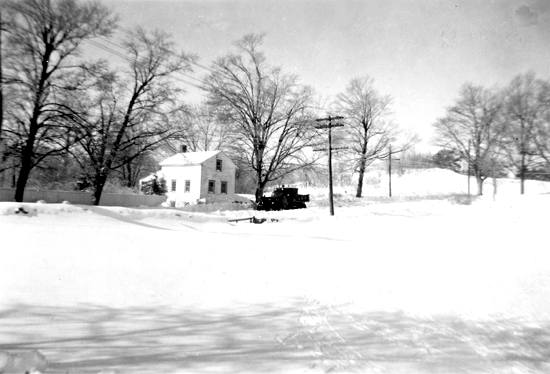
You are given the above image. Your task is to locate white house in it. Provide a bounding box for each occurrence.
[140,150,237,207]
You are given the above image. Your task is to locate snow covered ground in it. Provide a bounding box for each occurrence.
[1,169,549,373]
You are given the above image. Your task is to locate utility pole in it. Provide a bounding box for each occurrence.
[381,145,400,197]
[389,146,392,197]
[467,140,471,196]
[315,115,344,216]
[490,147,503,201]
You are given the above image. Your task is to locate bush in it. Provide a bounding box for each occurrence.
[432,149,461,171]
[140,174,167,195]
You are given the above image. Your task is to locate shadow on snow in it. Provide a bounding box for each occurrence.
[0,300,549,373]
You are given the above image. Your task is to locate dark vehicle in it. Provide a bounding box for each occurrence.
[257,187,309,211]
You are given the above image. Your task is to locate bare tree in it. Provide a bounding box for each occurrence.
[203,34,320,201]
[161,104,234,154]
[335,76,416,197]
[115,143,161,188]
[2,0,116,202]
[0,9,6,142]
[501,72,546,194]
[433,83,507,195]
[69,28,195,205]
[533,79,550,176]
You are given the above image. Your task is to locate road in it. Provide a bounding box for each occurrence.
[1,202,549,373]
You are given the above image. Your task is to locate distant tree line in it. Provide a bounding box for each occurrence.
[433,72,550,195]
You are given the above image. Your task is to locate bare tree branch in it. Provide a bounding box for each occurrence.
[433,83,507,195]
[203,34,322,201]
[2,0,117,201]
[335,76,416,197]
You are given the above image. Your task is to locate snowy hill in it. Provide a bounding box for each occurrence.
[300,167,550,199]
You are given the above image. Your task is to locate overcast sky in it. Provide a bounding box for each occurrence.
[103,0,550,150]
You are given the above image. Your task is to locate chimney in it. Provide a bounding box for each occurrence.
[181,145,187,153]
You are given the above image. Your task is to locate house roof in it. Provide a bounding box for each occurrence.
[159,150,234,167]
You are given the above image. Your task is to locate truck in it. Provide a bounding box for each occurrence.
[256,187,309,211]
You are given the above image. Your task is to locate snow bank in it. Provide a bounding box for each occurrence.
[167,201,255,213]
[0,202,230,226]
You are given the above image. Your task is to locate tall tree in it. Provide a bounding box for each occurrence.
[203,34,320,201]
[2,0,116,202]
[433,83,507,195]
[335,76,415,197]
[0,7,5,142]
[161,104,234,154]
[533,79,550,176]
[69,28,195,205]
[502,72,546,194]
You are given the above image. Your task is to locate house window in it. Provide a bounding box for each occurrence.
[184,180,191,193]
[216,159,222,172]
[208,180,215,194]
[221,181,228,194]
[171,179,177,192]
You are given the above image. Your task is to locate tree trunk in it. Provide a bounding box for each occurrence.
[255,177,266,203]
[14,129,38,202]
[492,174,497,201]
[520,152,525,195]
[14,50,49,202]
[92,173,108,206]
[14,162,32,202]
[254,143,265,203]
[125,161,133,188]
[355,157,367,198]
[476,174,484,196]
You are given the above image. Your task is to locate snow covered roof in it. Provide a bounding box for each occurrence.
[159,150,222,167]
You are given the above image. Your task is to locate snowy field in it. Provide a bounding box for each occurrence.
[1,169,549,374]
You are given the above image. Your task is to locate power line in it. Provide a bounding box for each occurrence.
[98,35,129,52]
[84,39,204,90]
[86,39,132,62]
[114,31,207,82]
[114,24,216,74]
[115,25,135,38]
[90,36,206,87]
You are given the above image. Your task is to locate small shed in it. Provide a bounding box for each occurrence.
[140,150,237,207]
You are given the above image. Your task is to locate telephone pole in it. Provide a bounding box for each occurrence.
[382,145,400,197]
[389,146,393,197]
[467,140,471,196]
[315,115,344,216]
